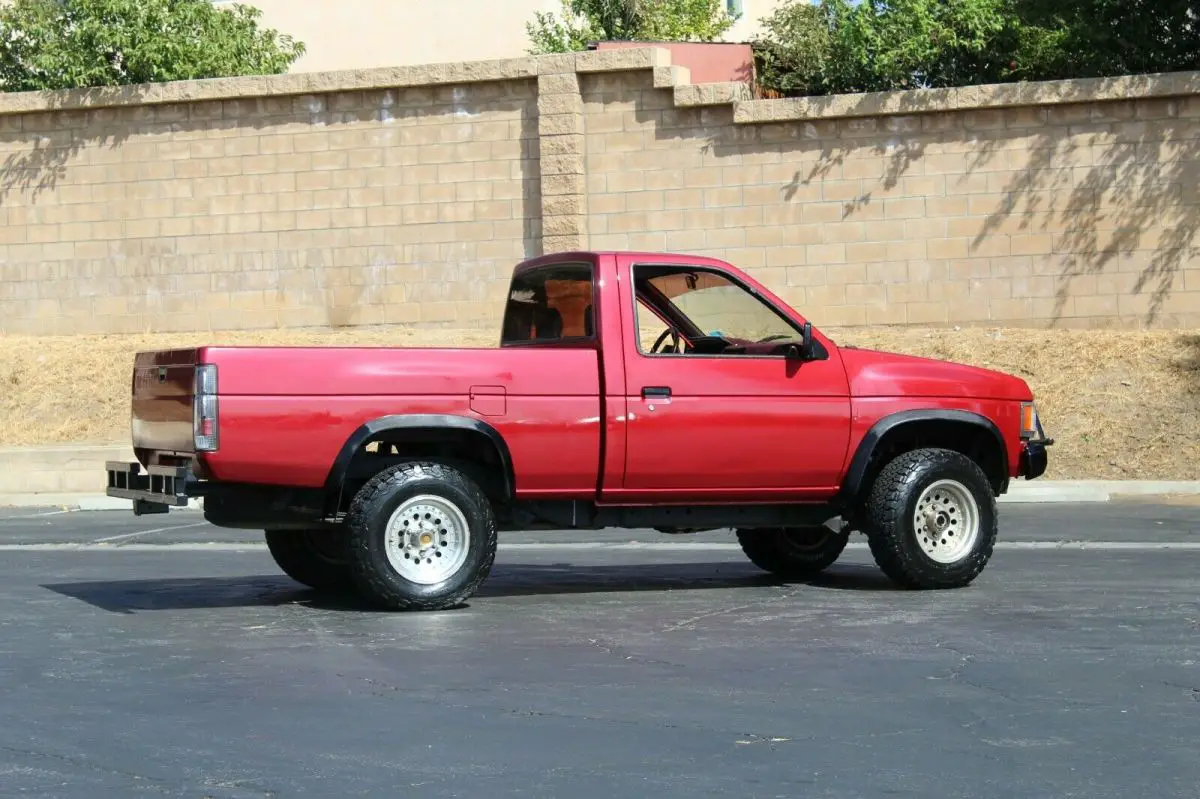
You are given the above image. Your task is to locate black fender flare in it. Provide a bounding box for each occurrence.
[838,409,1007,502]
[324,414,516,500]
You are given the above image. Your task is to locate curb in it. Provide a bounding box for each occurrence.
[0,494,204,511]
[3,481,1200,510]
[1001,480,1200,504]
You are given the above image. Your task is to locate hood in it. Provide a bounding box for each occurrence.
[840,346,1033,401]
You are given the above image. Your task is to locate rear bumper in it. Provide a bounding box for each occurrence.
[105,461,200,515]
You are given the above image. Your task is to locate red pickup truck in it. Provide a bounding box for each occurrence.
[107,250,1052,610]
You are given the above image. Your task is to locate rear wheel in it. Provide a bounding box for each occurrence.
[345,461,498,611]
[736,525,850,579]
[264,529,354,592]
[862,447,997,589]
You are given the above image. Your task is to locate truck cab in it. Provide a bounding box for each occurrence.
[106,251,1052,611]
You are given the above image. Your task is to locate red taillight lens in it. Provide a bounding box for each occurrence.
[193,365,219,452]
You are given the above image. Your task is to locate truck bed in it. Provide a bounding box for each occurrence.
[132,345,604,496]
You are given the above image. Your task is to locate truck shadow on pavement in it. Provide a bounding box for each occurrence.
[41,562,899,614]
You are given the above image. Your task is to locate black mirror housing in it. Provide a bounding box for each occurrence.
[782,322,823,362]
[797,321,815,360]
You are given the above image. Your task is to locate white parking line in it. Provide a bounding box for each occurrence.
[92,522,210,544]
[0,510,74,521]
[0,541,1197,552]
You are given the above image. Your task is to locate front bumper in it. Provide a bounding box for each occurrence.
[1019,441,1050,480]
[105,461,199,515]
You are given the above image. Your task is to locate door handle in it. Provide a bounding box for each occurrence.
[642,386,671,399]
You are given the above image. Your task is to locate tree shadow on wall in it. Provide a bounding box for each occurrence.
[598,70,1196,326]
[966,98,1199,324]
[0,79,543,333]
[0,86,150,207]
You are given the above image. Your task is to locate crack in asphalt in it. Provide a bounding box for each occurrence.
[1160,680,1200,702]
[0,744,178,794]
[657,588,802,633]
[585,636,687,669]
[928,641,1021,703]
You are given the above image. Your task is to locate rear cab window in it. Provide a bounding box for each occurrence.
[501,262,596,347]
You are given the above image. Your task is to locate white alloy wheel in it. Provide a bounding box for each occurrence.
[912,479,981,564]
[383,494,472,584]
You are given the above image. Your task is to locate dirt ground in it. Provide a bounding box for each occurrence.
[2,326,1197,480]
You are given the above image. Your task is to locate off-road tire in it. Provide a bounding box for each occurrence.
[345,461,498,611]
[863,447,997,589]
[735,525,850,579]
[264,529,355,592]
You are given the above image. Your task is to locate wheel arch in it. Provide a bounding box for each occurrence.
[324,414,516,511]
[840,409,1009,504]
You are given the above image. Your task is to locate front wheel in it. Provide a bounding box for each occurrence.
[345,462,498,611]
[862,448,998,589]
[736,525,849,579]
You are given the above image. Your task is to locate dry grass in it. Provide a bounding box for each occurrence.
[2,326,1197,480]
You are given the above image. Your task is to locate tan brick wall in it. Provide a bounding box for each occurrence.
[583,70,1200,329]
[1,48,1199,335]
[0,79,539,334]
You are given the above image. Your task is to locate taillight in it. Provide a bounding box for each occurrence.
[193,364,219,452]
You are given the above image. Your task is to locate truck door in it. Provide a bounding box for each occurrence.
[614,257,852,503]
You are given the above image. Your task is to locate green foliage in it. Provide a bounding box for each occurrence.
[0,0,305,92]
[753,0,1200,97]
[527,0,737,54]
[1016,0,1200,80]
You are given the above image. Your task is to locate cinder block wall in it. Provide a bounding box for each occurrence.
[1,50,1198,334]
[0,69,541,334]
[582,71,1200,328]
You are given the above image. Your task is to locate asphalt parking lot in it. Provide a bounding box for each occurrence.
[0,503,1197,798]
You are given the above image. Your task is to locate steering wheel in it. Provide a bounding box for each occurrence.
[757,334,792,343]
[651,328,682,354]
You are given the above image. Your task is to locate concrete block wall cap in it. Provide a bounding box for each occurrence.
[0,56,541,116]
[652,66,691,89]
[574,47,673,73]
[732,68,1200,125]
[674,82,752,107]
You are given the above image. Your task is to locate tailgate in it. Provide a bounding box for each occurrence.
[131,349,200,454]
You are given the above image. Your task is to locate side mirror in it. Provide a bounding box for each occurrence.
[785,322,817,361]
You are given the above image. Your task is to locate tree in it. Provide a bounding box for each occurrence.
[0,0,305,92]
[752,0,1200,97]
[1015,0,1200,80]
[754,0,1026,96]
[528,0,737,54]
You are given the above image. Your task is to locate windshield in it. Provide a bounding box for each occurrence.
[638,267,801,344]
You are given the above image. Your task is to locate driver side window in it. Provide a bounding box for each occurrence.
[632,264,805,357]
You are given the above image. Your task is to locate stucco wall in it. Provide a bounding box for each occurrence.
[217,0,778,73]
[1,48,1198,335]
